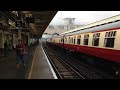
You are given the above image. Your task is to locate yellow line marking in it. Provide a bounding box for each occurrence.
[28,47,37,79]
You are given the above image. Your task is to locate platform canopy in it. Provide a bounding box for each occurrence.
[24,11,57,38]
[0,11,57,39]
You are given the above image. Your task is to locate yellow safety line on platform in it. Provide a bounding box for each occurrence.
[28,47,37,79]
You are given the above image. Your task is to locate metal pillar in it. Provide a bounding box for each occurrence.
[18,27,21,40]
[1,30,4,48]
[27,32,30,46]
[13,34,16,48]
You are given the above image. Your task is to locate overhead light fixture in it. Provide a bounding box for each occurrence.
[12,11,15,13]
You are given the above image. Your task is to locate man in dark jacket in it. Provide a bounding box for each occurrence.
[4,41,8,57]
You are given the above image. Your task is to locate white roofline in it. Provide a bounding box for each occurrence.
[60,14,120,35]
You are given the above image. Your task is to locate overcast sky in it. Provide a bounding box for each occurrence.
[50,11,120,25]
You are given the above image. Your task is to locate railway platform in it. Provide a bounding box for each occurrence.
[27,42,57,79]
[0,42,57,79]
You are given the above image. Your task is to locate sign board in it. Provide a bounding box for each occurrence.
[26,17,35,23]
[15,20,22,27]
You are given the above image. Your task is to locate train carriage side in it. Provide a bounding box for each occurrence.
[62,29,120,63]
[51,20,120,64]
[49,20,120,76]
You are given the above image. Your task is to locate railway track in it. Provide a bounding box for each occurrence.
[42,42,85,79]
[46,42,115,79]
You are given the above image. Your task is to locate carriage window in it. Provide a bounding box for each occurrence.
[67,37,69,44]
[104,31,116,48]
[108,32,110,37]
[63,38,65,43]
[74,39,75,44]
[113,31,116,36]
[66,37,67,43]
[105,38,115,48]
[73,36,76,44]
[84,34,89,45]
[77,39,80,44]
[105,32,108,37]
[111,31,113,37]
[68,37,70,43]
[61,38,64,43]
[61,38,63,42]
[71,38,73,44]
[64,37,67,43]
[59,39,60,43]
[92,33,100,46]
[77,35,81,44]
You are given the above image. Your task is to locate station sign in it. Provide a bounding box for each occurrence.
[15,20,22,27]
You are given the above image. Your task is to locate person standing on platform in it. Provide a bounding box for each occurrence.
[4,41,8,57]
[16,39,27,70]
